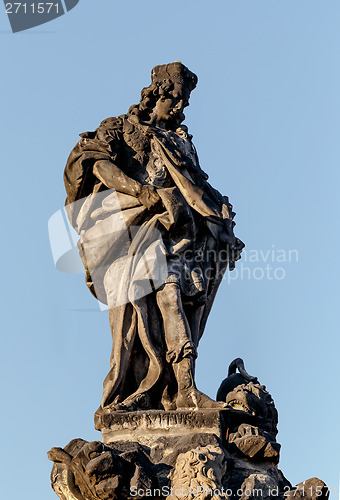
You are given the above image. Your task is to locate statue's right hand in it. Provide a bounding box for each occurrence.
[138,185,161,209]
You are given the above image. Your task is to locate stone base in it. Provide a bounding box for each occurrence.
[49,386,328,499]
[95,408,232,446]
[48,434,329,500]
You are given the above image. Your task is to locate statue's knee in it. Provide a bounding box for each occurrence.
[156,283,180,310]
[166,340,197,363]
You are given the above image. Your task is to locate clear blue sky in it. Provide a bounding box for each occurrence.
[1,1,339,499]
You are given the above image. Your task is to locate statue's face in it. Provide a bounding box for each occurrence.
[152,83,191,126]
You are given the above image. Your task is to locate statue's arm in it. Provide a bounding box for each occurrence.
[93,160,160,209]
[93,159,142,197]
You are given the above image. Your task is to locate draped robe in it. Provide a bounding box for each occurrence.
[64,114,243,411]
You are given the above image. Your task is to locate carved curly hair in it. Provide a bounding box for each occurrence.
[128,79,185,124]
[168,445,227,500]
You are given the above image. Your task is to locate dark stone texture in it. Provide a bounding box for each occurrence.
[63,61,244,416]
[49,378,328,499]
[49,434,328,500]
[95,408,228,445]
[285,479,329,500]
[50,63,328,500]
[49,439,158,500]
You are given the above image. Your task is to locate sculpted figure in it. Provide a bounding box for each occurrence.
[167,445,228,500]
[64,62,244,414]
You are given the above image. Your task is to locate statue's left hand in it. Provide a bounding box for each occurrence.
[138,185,161,209]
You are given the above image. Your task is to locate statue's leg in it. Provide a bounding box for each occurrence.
[173,357,227,409]
[187,300,205,348]
[156,284,226,409]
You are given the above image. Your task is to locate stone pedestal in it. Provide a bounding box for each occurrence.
[49,393,329,500]
[95,408,230,446]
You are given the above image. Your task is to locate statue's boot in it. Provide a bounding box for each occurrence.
[117,392,149,411]
[97,392,149,413]
[174,357,227,410]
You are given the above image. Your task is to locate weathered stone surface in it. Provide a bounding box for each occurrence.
[223,454,292,499]
[216,363,281,465]
[167,444,228,499]
[49,434,328,500]
[217,358,258,402]
[49,361,328,500]
[49,439,159,500]
[64,61,244,416]
[285,478,329,500]
[228,423,280,463]
[50,62,328,500]
[149,433,223,467]
[94,476,121,500]
[96,408,228,446]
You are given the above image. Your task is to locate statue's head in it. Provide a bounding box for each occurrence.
[129,62,198,129]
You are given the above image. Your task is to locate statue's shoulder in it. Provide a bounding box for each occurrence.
[92,115,125,144]
[97,115,125,131]
[64,116,126,207]
[96,114,149,151]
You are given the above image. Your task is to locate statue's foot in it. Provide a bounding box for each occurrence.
[116,393,149,412]
[96,393,148,414]
[176,388,227,410]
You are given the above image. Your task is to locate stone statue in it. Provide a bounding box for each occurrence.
[49,63,328,500]
[64,61,244,414]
